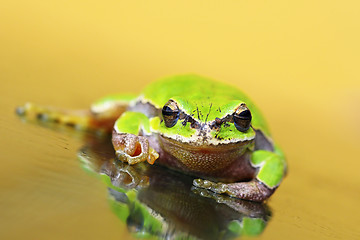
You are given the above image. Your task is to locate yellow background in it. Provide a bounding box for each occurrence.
[0,1,359,239]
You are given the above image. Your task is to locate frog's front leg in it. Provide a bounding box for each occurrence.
[193,150,286,202]
[112,112,159,165]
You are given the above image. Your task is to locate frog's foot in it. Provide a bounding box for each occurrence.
[193,179,274,202]
[112,132,159,165]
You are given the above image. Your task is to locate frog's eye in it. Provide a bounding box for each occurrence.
[233,104,252,132]
[162,100,180,128]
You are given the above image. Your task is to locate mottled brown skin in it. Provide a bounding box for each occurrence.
[157,136,256,183]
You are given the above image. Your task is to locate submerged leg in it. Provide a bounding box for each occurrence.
[16,94,136,133]
[193,150,286,202]
[112,112,159,165]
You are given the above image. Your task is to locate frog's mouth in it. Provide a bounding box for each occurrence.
[158,135,253,174]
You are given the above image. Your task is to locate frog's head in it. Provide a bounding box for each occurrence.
[155,97,257,174]
[158,97,256,145]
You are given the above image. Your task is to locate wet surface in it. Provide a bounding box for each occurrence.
[78,136,271,239]
[1,1,360,239]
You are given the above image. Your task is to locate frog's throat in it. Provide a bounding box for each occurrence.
[158,135,253,173]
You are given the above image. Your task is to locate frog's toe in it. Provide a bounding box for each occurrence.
[193,179,211,188]
[112,132,159,165]
[193,179,227,194]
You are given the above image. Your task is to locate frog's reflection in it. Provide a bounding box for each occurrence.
[79,136,272,240]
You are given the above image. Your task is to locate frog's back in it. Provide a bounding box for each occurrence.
[142,74,270,134]
[143,75,242,107]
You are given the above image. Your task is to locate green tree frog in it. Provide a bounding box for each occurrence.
[17,74,286,202]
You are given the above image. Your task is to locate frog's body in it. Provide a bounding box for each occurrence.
[17,74,286,201]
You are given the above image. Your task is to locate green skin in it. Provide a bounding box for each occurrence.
[95,75,286,202]
[17,74,286,202]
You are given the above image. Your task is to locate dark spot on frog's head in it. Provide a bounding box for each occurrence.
[216,135,224,140]
[215,117,222,125]
[191,121,201,129]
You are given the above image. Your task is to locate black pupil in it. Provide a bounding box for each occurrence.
[162,106,177,115]
[233,108,252,132]
[238,110,251,119]
[162,103,180,128]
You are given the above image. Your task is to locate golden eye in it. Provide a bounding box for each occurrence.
[233,104,252,132]
[162,100,180,128]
